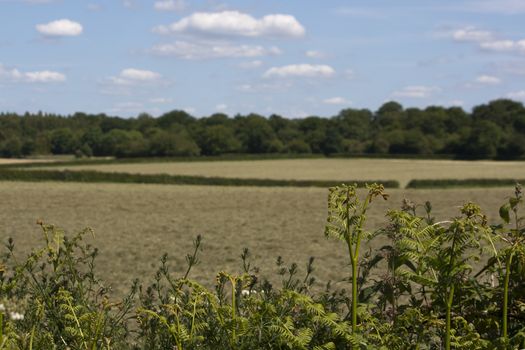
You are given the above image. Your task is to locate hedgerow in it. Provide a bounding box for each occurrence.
[406,178,525,189]
[1,183,524,349]
[0,169,400,189]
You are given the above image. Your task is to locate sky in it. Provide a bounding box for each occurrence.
[0,0,524,118]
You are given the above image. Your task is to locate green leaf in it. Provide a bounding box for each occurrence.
[499,204,510,224]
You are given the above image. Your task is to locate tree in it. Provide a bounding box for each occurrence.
[236,115,279,153]
[198,125,240,155]
[50,128,78,154]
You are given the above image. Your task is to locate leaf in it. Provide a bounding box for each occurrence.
[499,203,511,224]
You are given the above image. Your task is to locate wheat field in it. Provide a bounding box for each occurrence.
[41,158,525,188]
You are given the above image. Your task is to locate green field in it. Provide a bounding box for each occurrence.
[0,181,513,296]
[39,158,525,188]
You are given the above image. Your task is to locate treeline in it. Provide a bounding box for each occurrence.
[1,98,524,159]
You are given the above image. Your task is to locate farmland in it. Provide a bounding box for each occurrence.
[0,180,513,296]
[38,158,525,188]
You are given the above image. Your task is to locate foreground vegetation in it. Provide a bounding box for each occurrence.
[1,98,525,160]
[1,183,524,349]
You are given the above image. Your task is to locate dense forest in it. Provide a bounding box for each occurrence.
[1,98,524,159]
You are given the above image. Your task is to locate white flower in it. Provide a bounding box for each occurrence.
[241,289,251,296]
[0,303,5,312]
[9,312,24,321]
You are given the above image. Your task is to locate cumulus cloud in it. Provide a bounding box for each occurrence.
[263,64,335,78]
[153,10,305,38]
[120,68,161,81]
[449,100,465,106]
[151,41,281,59]
[107,68,162,86]
[475,75,501,84]
[183,106,196,114]
[215,103,228,111]
[150,97,173,104]
[450,26,525,55]
[154,0,185,11]
[0,64,66,83]
[507,90,525,100]
[323,97,351,105]
[479,40,515,51]
[36,19,83,37]
[392,86,440,98]
[451,26,493,42]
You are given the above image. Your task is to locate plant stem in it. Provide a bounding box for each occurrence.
[445,284,455,350]
[351,256,358,336]
[502,251,514,343]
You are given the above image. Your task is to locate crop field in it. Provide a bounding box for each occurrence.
[0,181,513,296]
[40,158,525,188]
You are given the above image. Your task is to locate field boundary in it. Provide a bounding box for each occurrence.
[0,169,400,188]
[406,178,525,188]
[0,152,471,169]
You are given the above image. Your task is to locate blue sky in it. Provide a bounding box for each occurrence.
[0,0,524,118]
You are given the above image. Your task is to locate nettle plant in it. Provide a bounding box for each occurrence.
[0,183,524,349]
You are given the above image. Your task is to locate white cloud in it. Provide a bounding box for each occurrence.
[154,0,185,11]
[480,40,515,51]
[107,68,162,87]
[25,70,66,82]
[263,64,335,78]
[151,41,281,59]
[108,101,145,114]
[305,50,324,58]
[36,19,83,37]
[154,10,305,38]
[451,26,493,42]
[215,103,228,111]
[507,90,525,100]
[450,26,525,55]
[475,75,501,84]
[239,60,263,69]
[323,97,351,105]
[0,64,66,83]
[120,68,161,81]
[183,106,196,114]
[150,97,173,104]
[392,86,441,98]
[449,100,465,106]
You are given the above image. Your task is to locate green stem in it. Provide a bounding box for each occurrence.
[502,251,514,343]
[445,284,455,350]
[230,277,237,349]
[351,257,358,337]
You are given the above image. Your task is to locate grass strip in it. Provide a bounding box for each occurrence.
[406,178,525,189]
[0,169,400,188]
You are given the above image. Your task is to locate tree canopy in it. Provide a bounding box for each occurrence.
[1,99,524,159]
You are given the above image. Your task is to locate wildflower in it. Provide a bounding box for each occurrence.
[241,289,260,296]
[10,311,24,321]
[0,303,5,312]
